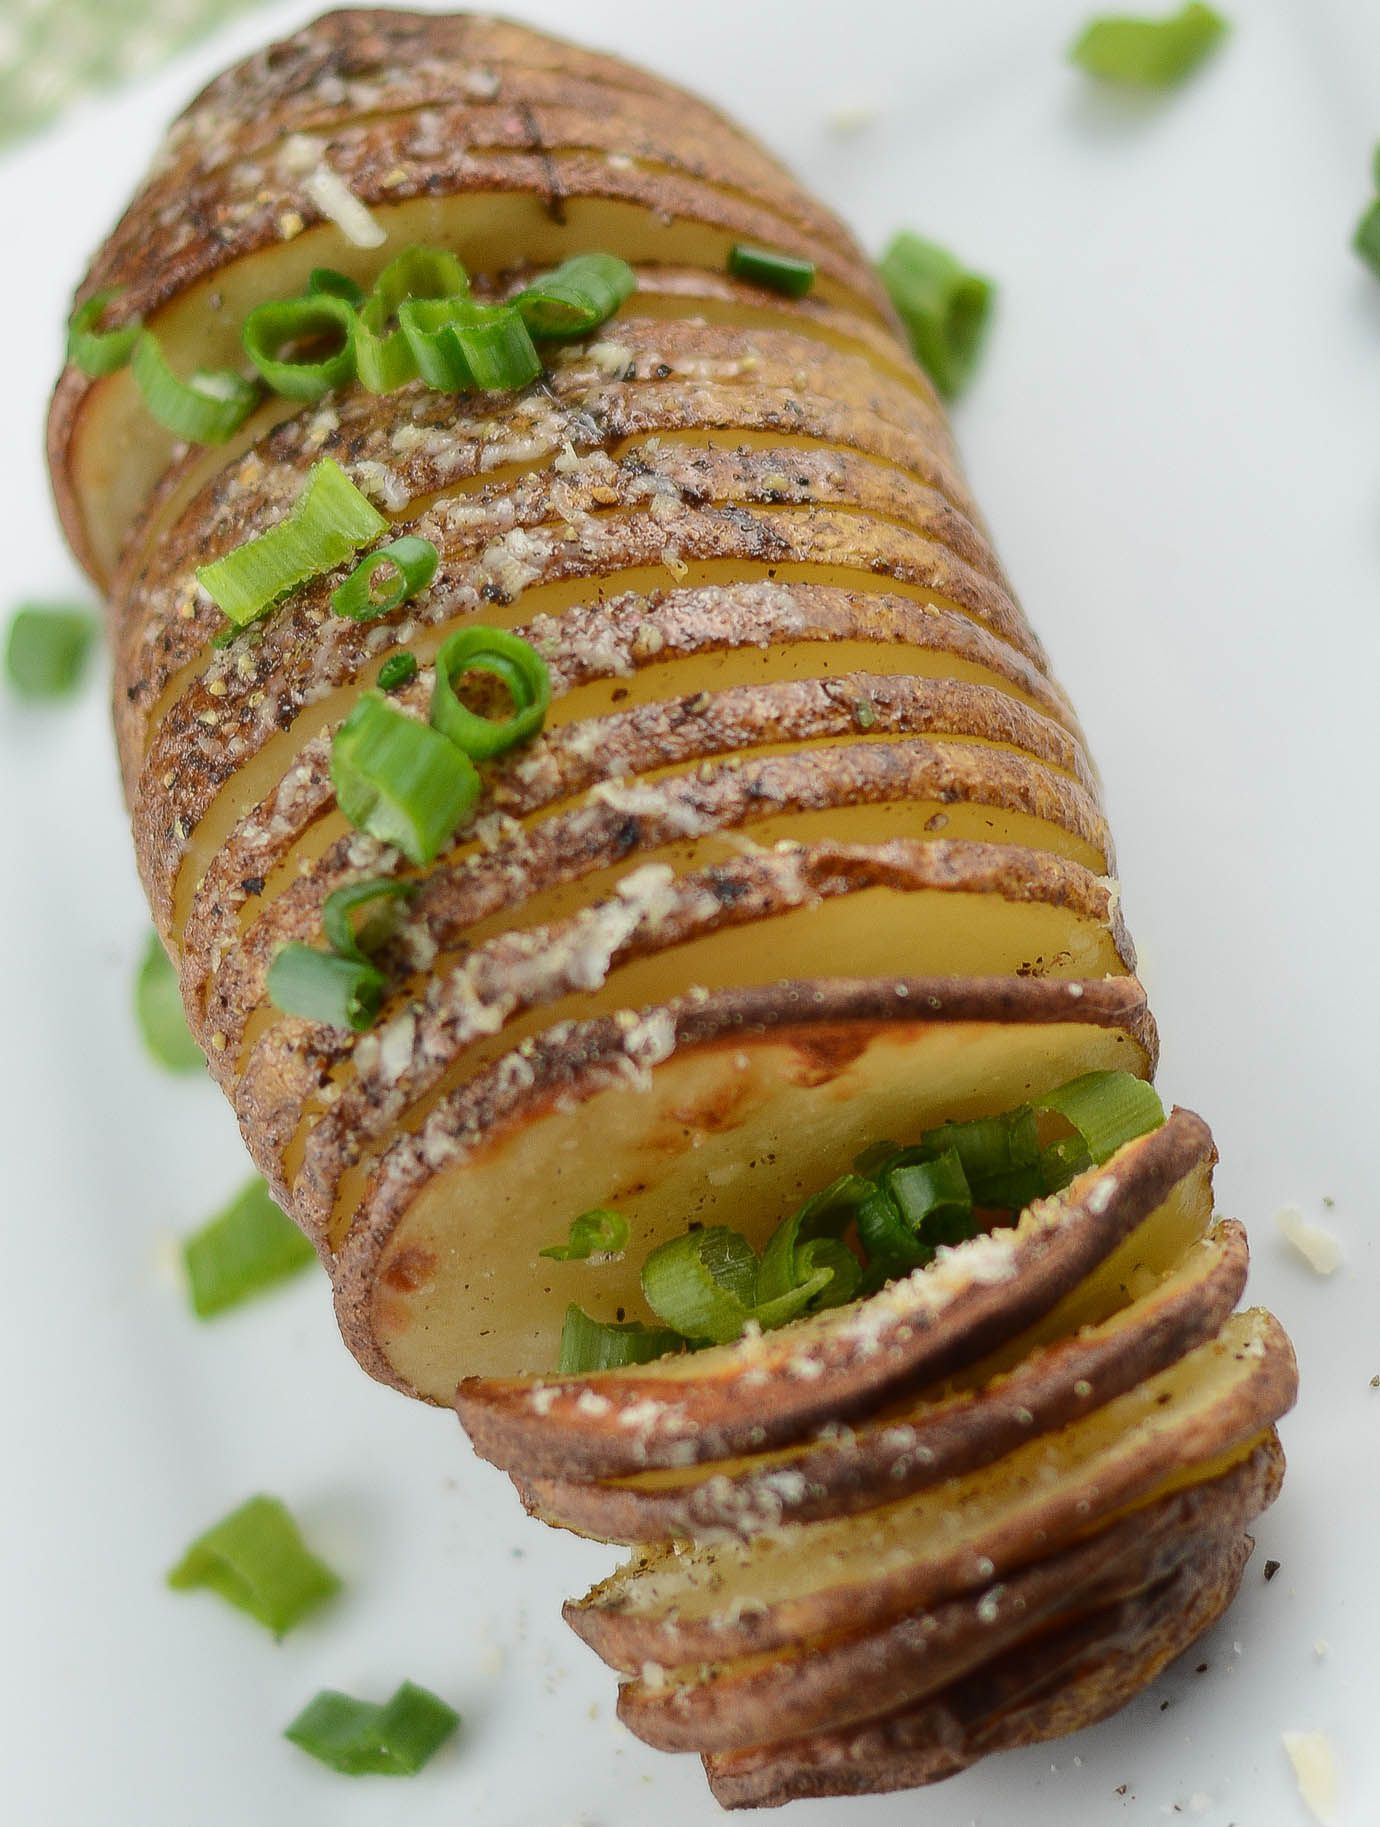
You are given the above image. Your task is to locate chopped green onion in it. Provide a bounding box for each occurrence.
[182,1175,316,1318]
[4,604,97,699]
[308,267,366,308]
[242,293,356,401]
[513,252,637,338]
[331,691,479,865]
[757,1174,868,1313]
[322,876,415,962]
[430,626,551,760]
[167,1494,339,1636]
[888,1149,979,1249]
[400,295,541,393]
[1035,1070,1164,1164]
[285,1681,459,1775]
[1355,198,1380,279]
[878,232,994,400]
[642,1225,760,1344]
[267,942,387,1032]
[1070,3,1228,87]
[196,458,387,626]
[378,650,419,692]
[540,1208,630,1261]
[727,243,817,298]
[66,287,141,376]
[134,929,202,1073]
[355,247,470,393]
[131,331,258,442]
[557,1303,684,1373]
[331,536,438,620]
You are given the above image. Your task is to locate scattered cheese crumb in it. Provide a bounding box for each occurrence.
[826,102,878,136]
[1277,1208,1343,1275]
[1282,1729,1338,1825]
[302,165,386,247]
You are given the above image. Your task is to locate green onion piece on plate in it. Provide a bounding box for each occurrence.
[308,267,367,308]
[267,942,388,1032]
[66,287,141,376]
[331,691,480,865]
[182,1175,316,1318]
[134,929,203,1073]
[1354,197,1380,279]
[430,625,551,760]
[540,1208,630,1260]
[167,1494,339,1635]
[377,650,419,692]
[285,1681,460,1776]
[727,243,816,298]
[331,535,438,620]
[242,293,357,401]
[1035,1070,1164,1164]
[196,458,387,626]
[131,331,259,442]
[1069,3,1228,87]
[4,604,97,699]
[878,232,994,400]
[557,1304,684,1373]
[513,252,637,338]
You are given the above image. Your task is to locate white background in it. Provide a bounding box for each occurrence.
[3,2,1378,1822]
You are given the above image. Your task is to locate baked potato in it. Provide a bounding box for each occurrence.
[50,7,1295,1807]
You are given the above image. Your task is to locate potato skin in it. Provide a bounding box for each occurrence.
[52,11,1297,1809]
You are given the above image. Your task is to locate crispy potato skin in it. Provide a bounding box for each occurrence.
[53,10,1297,1808]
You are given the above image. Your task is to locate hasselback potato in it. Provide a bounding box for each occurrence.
[50,8,1296,1809]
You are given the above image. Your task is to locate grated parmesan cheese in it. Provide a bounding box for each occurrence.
[1277,1209,1342,1275]
[302,164,386,247]
[1282,1730,1338,1825]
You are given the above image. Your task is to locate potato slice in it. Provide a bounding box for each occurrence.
[517,1217,1247,1544]
[618,1432,1279,1753]
[703,1487,1268,1805]
[564,1307,1295,1671]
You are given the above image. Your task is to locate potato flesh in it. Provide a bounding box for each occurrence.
[370,1019,1148,1394]
[582,1312,1280,1631]
[314,882,1128,1243]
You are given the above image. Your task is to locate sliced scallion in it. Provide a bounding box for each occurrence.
[267,942,387,1032]
[66,287,141,376]
[355,247,469,393]
[196,458,387,626]
[131,332,258,442]
[430,626,551,760]
[167,1494,339,1636]
[242,293,356,401]
[1070,3,1228,88]
[513,252,637,338]
[331,536,438,620]
[134,929,202,1073]
[1035,1070,1164,1164]
[756,1174,868,1314]
[727,244,816,298]
[557,1304,684,1373]
[182,1176,316,1318]
[322,876,416,962]
[4,604,97,699]
[1354,197,1380,279]
[641,1225,760,1344]
[540,1208,629,1261]
[331,691,479,865]
[887,1149,978,1249]
[308,267,366,308]
[285,1681,459,1775]
[400,295,541,393]
[878,232,994,400]
[377,650,419,692]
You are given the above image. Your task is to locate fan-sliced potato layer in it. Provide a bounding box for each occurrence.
[52,9,1296,1808]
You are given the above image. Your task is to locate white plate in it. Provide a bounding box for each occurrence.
[3,2,1377,1822]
